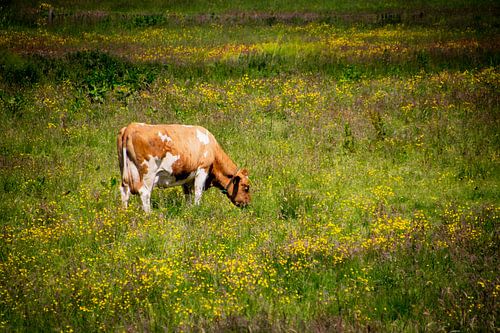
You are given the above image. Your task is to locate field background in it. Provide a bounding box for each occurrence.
[1,1,499,332]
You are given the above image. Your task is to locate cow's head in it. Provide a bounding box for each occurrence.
[225,168,251,207]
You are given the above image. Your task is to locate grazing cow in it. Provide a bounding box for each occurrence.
[117,123,251,212]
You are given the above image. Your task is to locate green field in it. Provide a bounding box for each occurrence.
[1,1,499,332]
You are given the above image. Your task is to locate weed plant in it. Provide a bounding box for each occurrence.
[0,2,499,332]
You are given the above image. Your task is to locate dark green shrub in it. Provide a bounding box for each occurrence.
[0,50,40,86]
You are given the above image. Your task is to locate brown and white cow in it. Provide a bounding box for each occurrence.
[117,123,250,212]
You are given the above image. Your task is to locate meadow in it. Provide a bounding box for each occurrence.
[0,1,499,332]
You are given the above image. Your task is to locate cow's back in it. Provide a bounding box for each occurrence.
[121,123,218,177]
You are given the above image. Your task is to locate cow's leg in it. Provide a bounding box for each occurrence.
[139,186,152,213]
[139,175,155,213]
[120,184,131,208]
[183,182,194,205]
[194,168,209,205]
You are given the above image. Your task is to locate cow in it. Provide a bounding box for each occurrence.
[117,123,251,212]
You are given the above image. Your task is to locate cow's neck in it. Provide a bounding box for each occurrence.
[212,146,238,189]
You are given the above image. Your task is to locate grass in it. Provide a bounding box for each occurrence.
[1,1,499,332]
[5,0,499,13]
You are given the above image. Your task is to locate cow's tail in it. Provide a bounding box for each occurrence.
[118,127,132,189]
[117,127,127,183]
[118,126,141,194]
[122,144,129,187]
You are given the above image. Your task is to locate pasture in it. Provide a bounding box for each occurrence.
[0,1,499,331]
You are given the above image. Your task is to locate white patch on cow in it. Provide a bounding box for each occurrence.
[196,129,210,145]
[158,131,172,143]
[141,156,160,191]
[203,151,208,158]
[159,152,180,173]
